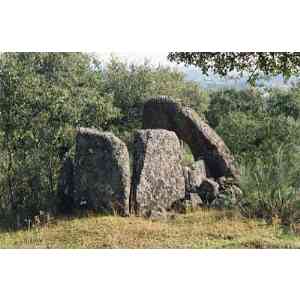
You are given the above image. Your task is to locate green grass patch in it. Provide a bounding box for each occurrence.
[1,208,300,248]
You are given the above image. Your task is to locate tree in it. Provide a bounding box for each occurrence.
[266,87,300,120]
[0,53,120,225]
[205,88,300,162]
[0,53,210,227]
[167,52,300,85]
[102,57,209,140]
[216,112,300,162]
[206,88,264,128]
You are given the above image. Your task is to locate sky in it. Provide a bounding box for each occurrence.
[96,52,173,66]
[96,52,297,89]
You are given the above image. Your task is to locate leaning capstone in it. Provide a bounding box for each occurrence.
[130,129,185,217]
[143,96,239,180]
[74,128,130,215]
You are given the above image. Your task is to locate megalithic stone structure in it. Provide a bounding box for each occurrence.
[142,96,239,180]
[130,129,185,217]
[74,128,131,216]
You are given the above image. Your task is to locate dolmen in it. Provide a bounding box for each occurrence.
[57,96,241,218]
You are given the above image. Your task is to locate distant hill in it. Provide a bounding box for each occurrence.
[182,66,300,90]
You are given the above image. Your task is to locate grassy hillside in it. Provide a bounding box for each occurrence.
[1,209,300,249]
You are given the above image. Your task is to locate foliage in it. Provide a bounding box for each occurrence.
[207,86,300,225]
[266,87,300,120]
[103,57,209,140]
[2,52,300,232]
[0,53,119,226]
[206,88,265,128]
[239,145,300,226]
[0,53,209,228]
[207,88,300,163]
[168,52,300,85]
[217,113,300,161]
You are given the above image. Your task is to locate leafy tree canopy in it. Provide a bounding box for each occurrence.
[167,52,300,85]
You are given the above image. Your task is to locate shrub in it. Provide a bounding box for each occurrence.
[0,53,209,228]
[239,145,300,226]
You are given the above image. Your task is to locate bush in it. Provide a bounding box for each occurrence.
[206,88,265,128]
[0,53,209,228]
[239,145,300,226]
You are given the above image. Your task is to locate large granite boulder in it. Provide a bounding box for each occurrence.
[130,129,185,217]
[74,128,130,215]
[57,155,74,213]
[143,96,239,180]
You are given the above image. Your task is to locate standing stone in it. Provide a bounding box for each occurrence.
[130,129,185,217]
[143,96,239,180]
[74,128,130,215]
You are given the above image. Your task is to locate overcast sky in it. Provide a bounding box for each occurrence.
[96,52,173,66]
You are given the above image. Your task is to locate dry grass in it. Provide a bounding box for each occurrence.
[1,208,300,248]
